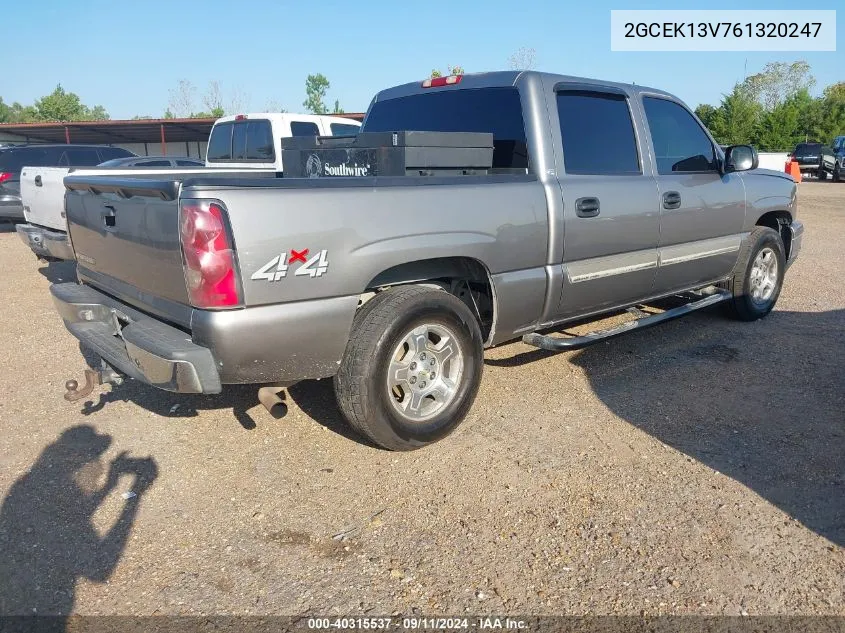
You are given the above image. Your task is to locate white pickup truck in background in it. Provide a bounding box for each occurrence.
[205,113,361,170]
[16,113,362,261]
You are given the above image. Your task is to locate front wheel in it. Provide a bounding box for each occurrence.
[334,285,483,450]
[833,164,841,182]
[726,226,786,321]
[818,169,828,180]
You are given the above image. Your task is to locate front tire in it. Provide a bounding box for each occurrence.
[818,169,828,181]
[726,226,786,321]
[334,285,484,450]
[834,164,841,182]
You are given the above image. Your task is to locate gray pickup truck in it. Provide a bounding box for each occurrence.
[51,71,802,450]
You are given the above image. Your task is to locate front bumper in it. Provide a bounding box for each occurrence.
[16,223,75,260]
[787,220,803,268]
[51,283,222,394]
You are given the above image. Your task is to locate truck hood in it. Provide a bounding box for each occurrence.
[746,168,794,182]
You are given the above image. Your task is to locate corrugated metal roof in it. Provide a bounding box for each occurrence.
[0,113,366,144]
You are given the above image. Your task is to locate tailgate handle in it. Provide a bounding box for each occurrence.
[102,204,117,229]
[34,175,42,187]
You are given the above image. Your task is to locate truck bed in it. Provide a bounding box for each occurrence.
[64,171,543,330]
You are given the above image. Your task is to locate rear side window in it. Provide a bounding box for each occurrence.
[176,159,203,166]
[290,121,319,137]
[64,148,106,166]
[362,87,529,169]
[0,148,50,172]
[134,159,171,167]
[557,91,640,175]
[643,97,717,174]
[207,122,233,161]
[330,123,360,135]
[98,147,134,162]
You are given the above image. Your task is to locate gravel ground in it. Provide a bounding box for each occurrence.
[0,182,842,617]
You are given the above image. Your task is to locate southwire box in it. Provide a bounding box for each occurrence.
[280,131,494,178]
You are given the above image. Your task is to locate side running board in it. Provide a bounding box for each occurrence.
[522,290,731,352]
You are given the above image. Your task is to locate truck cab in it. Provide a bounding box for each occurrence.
[205,113,362,171]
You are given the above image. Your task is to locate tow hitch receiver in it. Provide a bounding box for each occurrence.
[64,366,124,402]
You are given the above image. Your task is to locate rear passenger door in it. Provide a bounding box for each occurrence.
[640,96,745,294]
[554,86,660,319]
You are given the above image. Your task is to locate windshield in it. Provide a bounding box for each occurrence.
[362,87,528,169]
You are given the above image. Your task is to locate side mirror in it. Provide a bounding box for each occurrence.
[724,145,758,172]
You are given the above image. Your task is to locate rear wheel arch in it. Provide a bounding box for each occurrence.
[361,257,497,345]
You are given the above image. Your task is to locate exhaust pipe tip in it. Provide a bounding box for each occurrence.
[258,386,288,419]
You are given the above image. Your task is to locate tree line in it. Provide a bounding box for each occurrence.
[694,61,845,152]
[0,49,536,124]
[0,76,347,123]
[11,55,839,152]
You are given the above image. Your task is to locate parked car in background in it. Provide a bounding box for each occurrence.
[831,135,845,182]
[98,155,204,168]
[205,113,361,171]
[1,144,134,221]
[789,142,836,179]
[51,71,802,450]
[17,159,280,261]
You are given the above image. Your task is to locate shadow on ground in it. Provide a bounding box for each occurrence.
[563,308,845,547]
[0,425,157,616]
[37,259,77,284]
[72,354,370,444]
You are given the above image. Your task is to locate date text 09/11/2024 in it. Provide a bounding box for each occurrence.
[306,617,529,630]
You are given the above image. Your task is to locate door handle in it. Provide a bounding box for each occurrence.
[663,191,681,209]
[575,197,600,218]
[34,175,42,187]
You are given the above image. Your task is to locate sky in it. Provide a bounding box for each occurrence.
[2,0,842,120]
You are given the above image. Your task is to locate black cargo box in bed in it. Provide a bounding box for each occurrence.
[281,131,494,178]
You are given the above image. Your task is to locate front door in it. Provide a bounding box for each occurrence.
[640,96,746,294]
[553,87,661,319]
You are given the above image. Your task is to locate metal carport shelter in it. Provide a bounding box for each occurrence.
[0,113,366,159]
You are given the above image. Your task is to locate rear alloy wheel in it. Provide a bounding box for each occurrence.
[386,322,464,422]
[726,226,786,321]
[334,285,483,450]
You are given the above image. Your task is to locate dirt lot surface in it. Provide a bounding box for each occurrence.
[0,182,842,618]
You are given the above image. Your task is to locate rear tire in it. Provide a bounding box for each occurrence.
[334,285,484,450]
[726,226,786,321]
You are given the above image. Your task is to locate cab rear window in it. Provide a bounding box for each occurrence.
[207,120,275,162]
[362,87,529,169]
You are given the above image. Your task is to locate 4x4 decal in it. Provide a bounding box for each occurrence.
[251,249,329,281]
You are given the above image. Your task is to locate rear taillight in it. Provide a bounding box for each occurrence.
[421,75,462,88]
[0,172,11,184]
[179,200,242,308]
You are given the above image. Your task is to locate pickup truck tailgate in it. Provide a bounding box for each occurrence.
[65,176,192,326]
[21,167,71,231]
